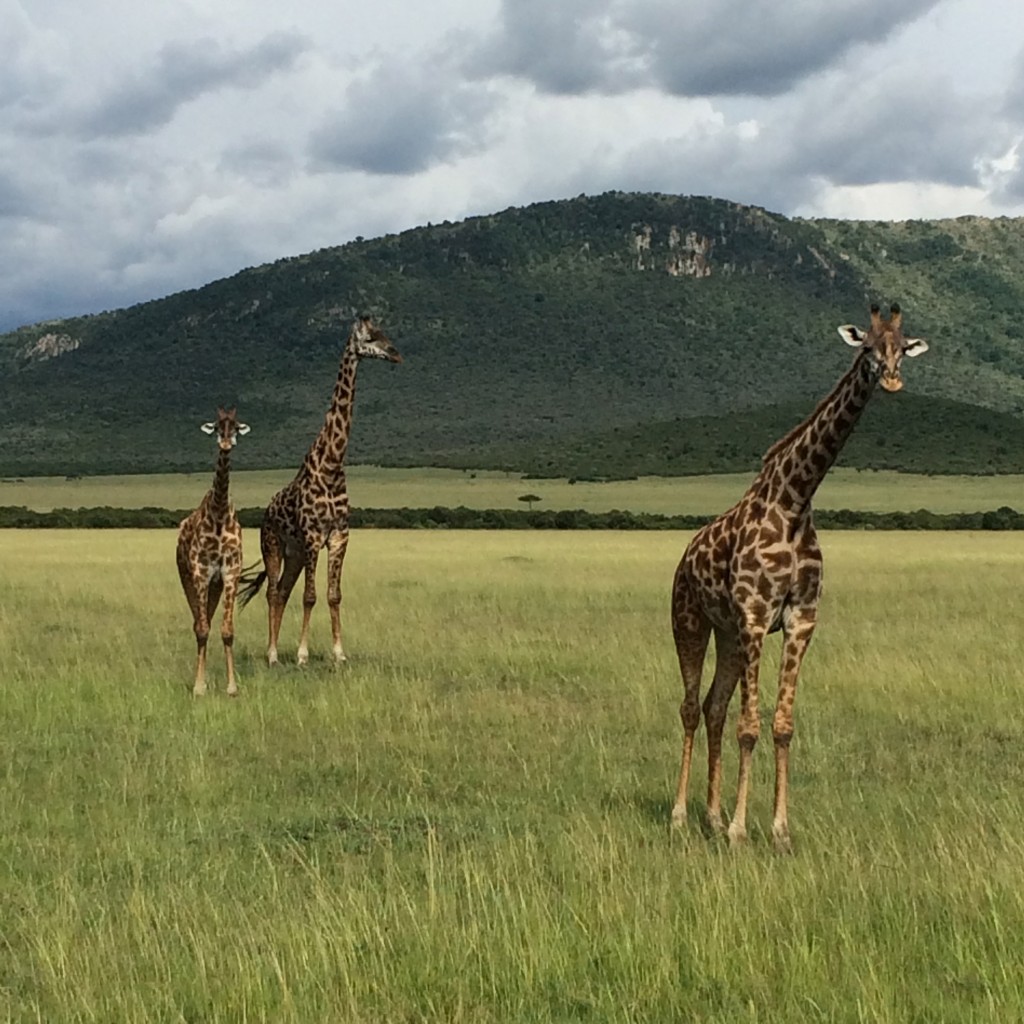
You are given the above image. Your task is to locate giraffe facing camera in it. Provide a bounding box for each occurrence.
[176,406,249,697]
[200,414,251,446]
[669,305,929,853]
[836,303,928,393]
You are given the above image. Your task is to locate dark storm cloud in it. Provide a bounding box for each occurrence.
[626,0,942,97]
[0,165,43,220]
[998,46,1024,201]
[774,69,1001,190]
[219,140,297,187]
[1004,44,1024,120]
[464,0,647,94]
[996,167,1024,204]
[551,57,1009,221]
[959,42,1024,202]
[467,0,941,98]
[77,31,310,138]
[308,60,498,175]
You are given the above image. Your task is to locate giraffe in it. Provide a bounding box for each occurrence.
[238,315,402,666]
[176,406,250,697]
[669,304,928,852]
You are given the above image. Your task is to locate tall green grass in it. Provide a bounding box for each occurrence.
[0,529,1022,1021]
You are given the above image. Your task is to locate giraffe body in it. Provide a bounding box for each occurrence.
[239,316,401,666]
[670,305,928,851]
[176,407,250,697]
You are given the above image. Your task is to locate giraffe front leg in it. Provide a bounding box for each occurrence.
[326,530,350,665]
[771,611,816,854]
[221,570,240,697]
[728,625,766,847]
[191,575,211,698]
[296,548,320,667]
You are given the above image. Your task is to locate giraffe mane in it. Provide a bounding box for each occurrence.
[759,360,862,465]
[760,420,809,464]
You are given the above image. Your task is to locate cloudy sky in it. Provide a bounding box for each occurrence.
[3,0,1024,330]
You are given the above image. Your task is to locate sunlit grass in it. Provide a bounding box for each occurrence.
[1,529,1023,1021]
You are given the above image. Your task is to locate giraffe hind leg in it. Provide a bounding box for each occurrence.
[727,625,767,848]
[770,608,817,854]
[262,530,297,667]
[670,569,711,830]
[326,530,349,665]
[207,575,224,619]
[269,550,303,666]
[189,573,211,698]
[296,548,320,667]
[702,628,743,835]
[206,575,224,692]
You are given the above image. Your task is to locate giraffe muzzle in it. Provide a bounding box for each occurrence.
[880,374,903,393]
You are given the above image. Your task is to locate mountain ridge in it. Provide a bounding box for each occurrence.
[2,191,1023,476]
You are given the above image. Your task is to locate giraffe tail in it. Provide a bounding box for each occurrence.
[237,561,267,609]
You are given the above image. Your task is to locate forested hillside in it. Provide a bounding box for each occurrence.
[2,192,1023,476]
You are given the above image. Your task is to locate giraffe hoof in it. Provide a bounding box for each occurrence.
[707,812,725,836]
[727,823,748,848]
[670,806,687,830]
[772,828,793,855]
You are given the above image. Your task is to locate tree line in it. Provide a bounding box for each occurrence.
[4,504,1024,531]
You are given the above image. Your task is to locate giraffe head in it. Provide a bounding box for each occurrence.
[837,304,928,392]
[200,407,250,451]
[350,315,403,363]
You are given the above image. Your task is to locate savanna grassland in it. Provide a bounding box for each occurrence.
[5,465,1024,516]
[2,528,1024,1022]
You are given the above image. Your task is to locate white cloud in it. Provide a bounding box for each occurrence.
[1,0,1023,330]
[795,181,1011,221]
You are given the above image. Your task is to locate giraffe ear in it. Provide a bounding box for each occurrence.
[237,423,251,435]
[837,325,867,348]
[902,337,929,358]
[200,422,216,434]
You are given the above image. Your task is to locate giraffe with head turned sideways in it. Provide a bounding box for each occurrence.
[239,315,402,667]
[670,304,929,852]
[176,406,250,697]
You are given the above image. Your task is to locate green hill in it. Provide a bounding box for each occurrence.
[2,192,1023,476]
[433,395,1024,479]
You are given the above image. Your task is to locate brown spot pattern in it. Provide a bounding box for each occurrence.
[669,304,921,848]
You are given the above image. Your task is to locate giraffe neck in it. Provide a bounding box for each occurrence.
[205,446,233,521]
[300,341,358,485]
[758,350,877,512]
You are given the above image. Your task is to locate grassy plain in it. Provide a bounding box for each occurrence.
[3,465,1024,515]
[1,528,1023,1021]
